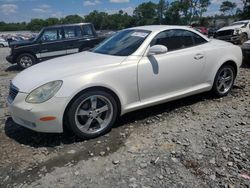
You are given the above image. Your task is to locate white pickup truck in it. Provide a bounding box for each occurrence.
[214,20,250,44]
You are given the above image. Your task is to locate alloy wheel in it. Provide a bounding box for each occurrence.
[19,56,33,68]
[74,95,113,134]
[216,67,234,95]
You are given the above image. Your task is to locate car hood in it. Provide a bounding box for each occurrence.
[9,39,35,47]
[12,51,127,92]
[217,25,245,32]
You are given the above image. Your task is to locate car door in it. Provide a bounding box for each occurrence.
[138,29,207,101]
[63,26,82,54]
[37,27,66,59]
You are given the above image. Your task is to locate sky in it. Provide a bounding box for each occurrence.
[0,0,244,23]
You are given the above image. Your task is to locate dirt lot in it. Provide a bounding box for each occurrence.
[0,47,249,188]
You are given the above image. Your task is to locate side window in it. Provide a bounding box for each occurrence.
[191,32,207,45]
[64,27,76,39]
[41,28,62,42]
[151,29,207,51]
[75,26,82,37]
[82,25,94,37]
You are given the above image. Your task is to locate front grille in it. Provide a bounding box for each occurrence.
[8,82,19,103]
[215,30,234,37]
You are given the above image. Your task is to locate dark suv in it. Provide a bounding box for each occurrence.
[6,23,105,69]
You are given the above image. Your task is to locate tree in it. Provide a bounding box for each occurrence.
[133,2,157,25]
[157,0,167,24]
[84,11,109,30]
[220,1,237,15]
[61,15,84,24]
[45,18,61,26]
[27,19,46,31]
[238,0,250,19]
[190,0,211,18]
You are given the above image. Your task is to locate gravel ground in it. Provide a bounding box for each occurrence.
[0,47,249,188]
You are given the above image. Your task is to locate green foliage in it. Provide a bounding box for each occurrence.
[27,19,46,31]
[238,1,250,19]
[61,15,84,24]
[133,2,157,25]
[220,1,237,15]
[84,11,109,30]
[0,0,245,32]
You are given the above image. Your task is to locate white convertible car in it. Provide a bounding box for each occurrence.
[8,25,242,138]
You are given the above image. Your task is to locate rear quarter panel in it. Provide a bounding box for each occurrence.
[201,40,242,85]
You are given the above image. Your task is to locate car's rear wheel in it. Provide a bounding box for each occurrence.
[17,53,36,69]
[0,44,4,48]
[66,90,118,139]
[212,64,235,97]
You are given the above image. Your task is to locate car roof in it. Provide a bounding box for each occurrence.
[128,25,192,32]
[45,23,91,29]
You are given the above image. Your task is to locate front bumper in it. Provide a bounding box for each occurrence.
[6,55,15,64]
[7,92,68,133]
[215,35,240,43]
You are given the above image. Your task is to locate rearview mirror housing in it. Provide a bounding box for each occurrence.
[148,45,168,56]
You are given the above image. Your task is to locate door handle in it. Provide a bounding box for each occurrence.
[194,54,204,60]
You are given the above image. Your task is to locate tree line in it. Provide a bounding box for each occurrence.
[0,0,249,32]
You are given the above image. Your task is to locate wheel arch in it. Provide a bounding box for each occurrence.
[212,60,238,85]
[62,86,122,132]
[14,51,37,62]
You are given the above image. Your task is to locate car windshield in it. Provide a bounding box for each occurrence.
[92,29,151,56]
[231,21,248,26]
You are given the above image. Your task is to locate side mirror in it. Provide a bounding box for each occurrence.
[148,45,168,56]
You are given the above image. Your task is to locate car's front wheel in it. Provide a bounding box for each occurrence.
[240,33,248,44]
[0,44,4,48]
[66,90,118,139]
[212,64,236,97]
[17,53,36,69]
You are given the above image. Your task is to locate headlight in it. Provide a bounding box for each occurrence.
[233,29,240,35]
[26,80,63,103]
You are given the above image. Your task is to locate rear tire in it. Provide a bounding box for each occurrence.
[66,90,118,139]
[17,53,36,69]
[0,44,4,48]
[212,64,236,97]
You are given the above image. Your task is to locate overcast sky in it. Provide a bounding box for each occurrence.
[0,0,244,23]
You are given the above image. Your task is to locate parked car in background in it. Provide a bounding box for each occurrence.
[0,38,9,47]
[208,27,219,38]
[7,25,242,139]
[6,23,106,69]
[195,26,208,36]
[214,20,250,44]
[242,40,250,61]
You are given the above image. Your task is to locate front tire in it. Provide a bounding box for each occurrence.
[212,64,236,97]
[240,33,248,44]
[66,90,118,139]
[17,53,36,69]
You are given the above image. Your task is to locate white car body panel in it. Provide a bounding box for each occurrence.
[8,25,243,133]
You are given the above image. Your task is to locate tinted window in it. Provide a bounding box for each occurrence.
[41,28,62,42]
[64,26,82,39]
[93,29,151,56]
[82,25,94,37]
[151,29,207,51]
[192,32,207,45]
